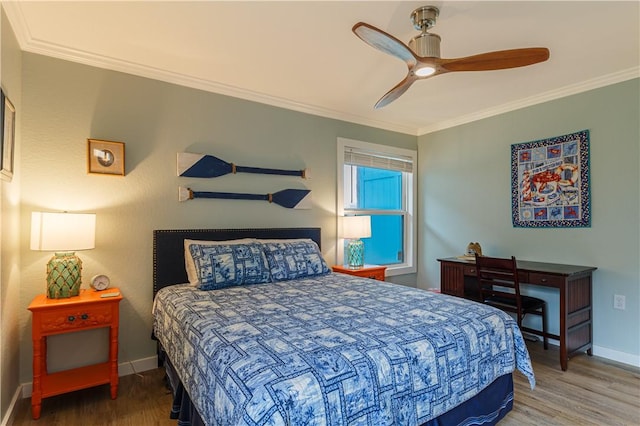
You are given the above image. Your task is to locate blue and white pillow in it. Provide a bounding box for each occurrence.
[188,242,271,290]
[184,238,255,286]
[261,239,330,281]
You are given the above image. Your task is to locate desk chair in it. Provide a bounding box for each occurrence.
[475,254,548,349]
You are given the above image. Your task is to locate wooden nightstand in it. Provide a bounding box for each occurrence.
[332,265,387,281]
[28,289,123,419]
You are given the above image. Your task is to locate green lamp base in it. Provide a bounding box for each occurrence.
[347,239,365,269]
[46,252,82,298]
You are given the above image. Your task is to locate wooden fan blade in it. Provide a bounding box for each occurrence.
[439,48,549,72]
[375,75,418,109]
[352,22,417,68]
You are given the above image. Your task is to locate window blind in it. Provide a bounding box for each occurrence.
[344,148,413,173]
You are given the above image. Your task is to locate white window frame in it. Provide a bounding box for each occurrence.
[337,137,417,276]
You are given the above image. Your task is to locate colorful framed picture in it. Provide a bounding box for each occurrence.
[1,89,16,181]
[511,130,590,228]
[87,139,125,176]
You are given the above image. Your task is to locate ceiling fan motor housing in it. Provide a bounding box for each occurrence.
[409,32,441,58]
[409,6,441,58]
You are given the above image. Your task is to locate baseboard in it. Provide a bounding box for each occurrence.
[116,355,159,376]
[0,385,22,426]
[19,355,158,399]
[547,340,639,368]
[593,345,640,368]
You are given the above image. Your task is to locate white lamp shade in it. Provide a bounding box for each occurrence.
[342,215,371,239]
[30,212,96,251]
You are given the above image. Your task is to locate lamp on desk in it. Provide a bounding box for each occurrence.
[30,212,96,299]
[343,215,371,269]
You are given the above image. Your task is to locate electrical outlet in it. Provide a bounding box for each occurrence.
[613,294,626,310]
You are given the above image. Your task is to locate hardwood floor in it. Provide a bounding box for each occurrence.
[11,342,640,425]
[506,343,639,426]
[12,369,175,426]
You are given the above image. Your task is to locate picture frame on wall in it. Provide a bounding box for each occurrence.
[1,89,16,181]
[511,129,591,228]
[87,139,125,176]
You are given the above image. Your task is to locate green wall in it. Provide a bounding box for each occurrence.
[0,6,23,421]
[418,79,640,363]
[18,52,416,383]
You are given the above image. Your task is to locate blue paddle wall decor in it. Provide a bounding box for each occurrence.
[178,153,309,179]
[178,187,312,209]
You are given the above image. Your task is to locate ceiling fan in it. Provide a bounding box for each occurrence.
[353,6,550,109]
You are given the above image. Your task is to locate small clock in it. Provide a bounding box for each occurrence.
[90,274,111,291]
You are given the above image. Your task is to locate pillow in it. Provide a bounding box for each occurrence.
[184,238,254,286]
[261,239,330,281]
[187,241,271,290]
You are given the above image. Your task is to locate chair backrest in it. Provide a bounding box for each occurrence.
[474,254,521,308]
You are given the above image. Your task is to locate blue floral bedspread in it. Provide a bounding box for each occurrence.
[153,273,535,426]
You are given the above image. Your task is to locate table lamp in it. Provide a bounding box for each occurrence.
[343,215,371,269]
[30,212,96,298]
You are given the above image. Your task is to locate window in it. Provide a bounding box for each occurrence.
[337,138,416,275]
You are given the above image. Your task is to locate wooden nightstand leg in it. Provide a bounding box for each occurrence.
[109,324,119,399]
[31,402,42,420]
[110,378,119,399]
[31,337,43,419]
[42,337,47,374]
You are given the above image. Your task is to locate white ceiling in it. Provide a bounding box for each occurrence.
[4,1,639,135]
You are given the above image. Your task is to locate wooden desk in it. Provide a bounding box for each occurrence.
[28,289,122,419]
[437,258,596,371]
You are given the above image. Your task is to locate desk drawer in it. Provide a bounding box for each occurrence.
[39,305,114,333]
[528,273,564,287]
[462,265,529,284]
[463,266,477,276]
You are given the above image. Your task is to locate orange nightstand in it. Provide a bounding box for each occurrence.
[332,265,387,281]
[28,289,123,419]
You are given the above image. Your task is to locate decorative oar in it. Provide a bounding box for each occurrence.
[177,153,309,179]
[178,187,312,209]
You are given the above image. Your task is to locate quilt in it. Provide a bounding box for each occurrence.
[153,273,535,426]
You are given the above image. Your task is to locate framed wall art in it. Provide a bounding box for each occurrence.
[511,129,590,228]
[1,89,16,181]
[87,139,125,176]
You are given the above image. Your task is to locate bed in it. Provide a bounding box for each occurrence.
[152,228,535,426]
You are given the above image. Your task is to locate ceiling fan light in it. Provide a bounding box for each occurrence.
[415,66,436,77]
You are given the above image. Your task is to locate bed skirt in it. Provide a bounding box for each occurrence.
[160,348,514,426]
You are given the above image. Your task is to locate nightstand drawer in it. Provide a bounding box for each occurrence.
[360,269,385,280]
[39,305,115,333]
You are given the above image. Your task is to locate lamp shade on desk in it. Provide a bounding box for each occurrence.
[31,212,96,298]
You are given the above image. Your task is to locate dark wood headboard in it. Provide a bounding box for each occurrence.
[153,227,322,295]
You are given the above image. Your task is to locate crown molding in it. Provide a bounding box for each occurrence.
[417,67,640,136]
[21,39,420,136]
[5,1,636,138]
